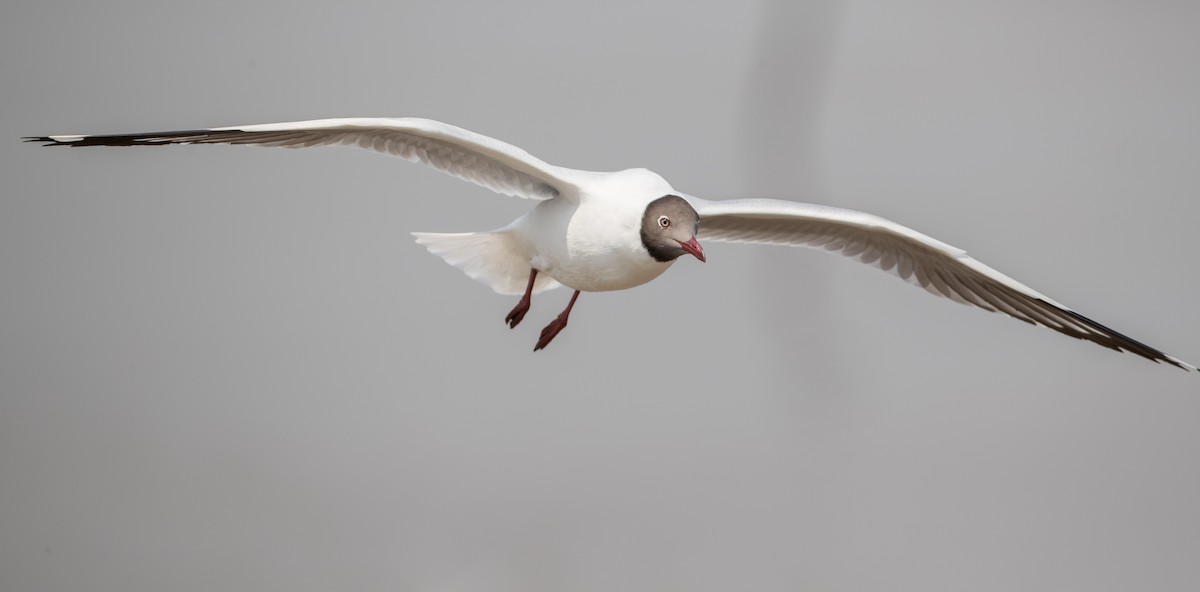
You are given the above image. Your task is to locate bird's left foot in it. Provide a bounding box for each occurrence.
[534,314,569,351]
[533,290,581,351]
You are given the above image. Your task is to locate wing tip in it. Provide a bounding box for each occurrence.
[21,129,235,147]
[1052,305,1196,373]
[1162,356,1198,374]
[23,135,73,146]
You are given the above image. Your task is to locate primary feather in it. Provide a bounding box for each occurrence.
[25,117,577,201]
[688,197,1195,371]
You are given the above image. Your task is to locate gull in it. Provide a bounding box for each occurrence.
[24,118,1195,370]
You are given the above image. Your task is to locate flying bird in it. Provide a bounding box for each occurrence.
[24,118,1195,370]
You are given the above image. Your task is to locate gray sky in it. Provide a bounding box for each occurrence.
[3,1,1198,591]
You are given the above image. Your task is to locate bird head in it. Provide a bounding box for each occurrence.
[640,195,705,262]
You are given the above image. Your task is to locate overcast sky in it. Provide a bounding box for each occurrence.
[3,1,1198,591]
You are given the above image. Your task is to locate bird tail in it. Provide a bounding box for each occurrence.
[412,231,560,296]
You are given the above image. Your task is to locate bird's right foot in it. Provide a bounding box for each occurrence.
[505,268,539,329]
[505,297,531,329]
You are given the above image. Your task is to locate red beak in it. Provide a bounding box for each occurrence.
[679,236,706,262]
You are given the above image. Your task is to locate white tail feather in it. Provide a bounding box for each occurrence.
[412,231,560,295]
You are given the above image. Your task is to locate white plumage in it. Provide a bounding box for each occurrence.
[25,117,1196,368]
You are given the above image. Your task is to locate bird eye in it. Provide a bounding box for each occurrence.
[658,215,671,228]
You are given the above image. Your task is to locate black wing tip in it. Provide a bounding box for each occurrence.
[23,134,108,147]
[21,129,233,147]
[23,136,64,146]
[1051,304,1197,373]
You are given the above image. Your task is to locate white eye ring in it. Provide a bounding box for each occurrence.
[658,215,671,228]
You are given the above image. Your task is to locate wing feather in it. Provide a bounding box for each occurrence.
[688,197,1194,371]
[24,117,580,201]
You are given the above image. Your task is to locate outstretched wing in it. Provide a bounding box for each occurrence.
[688,196,1195,371]
[25,117,581,201]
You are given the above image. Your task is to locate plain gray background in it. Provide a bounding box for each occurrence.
[3,1,1198,591]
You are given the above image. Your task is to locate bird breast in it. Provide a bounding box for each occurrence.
[514,197,674,292]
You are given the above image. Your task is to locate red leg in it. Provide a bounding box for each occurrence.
[534,290,581,351]
[505,269,538,329]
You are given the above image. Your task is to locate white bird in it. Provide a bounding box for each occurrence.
[24,118,1195,369]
